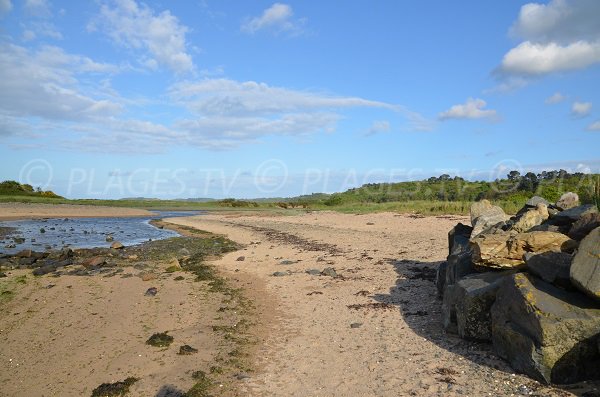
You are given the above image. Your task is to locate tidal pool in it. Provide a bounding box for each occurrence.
[0,211,200,254]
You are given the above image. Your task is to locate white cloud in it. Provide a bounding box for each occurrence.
[499,0,600,77]
[587,120,600,131]
[438,98,498,121]
[90,0,194,73]
[365,120,391,136]
[0,42,122,121]
[24,0,51,18]
[241,3,305,36]
[510,0,600,43]
[500,40,600,76]
[169,78,398,116]
[572,101,592,117]
[0,0,12,16]
[545,92,565,104]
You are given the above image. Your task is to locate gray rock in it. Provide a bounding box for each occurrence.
[236,256,245,261]
[454,270,517,341]
[556,192,580,211]
[32,264,56,276]
[321,267,337,277]
[570,226,600,300]
[350,322,362,328]
[569,212,600,241]
[470,200,510,237]
[552,204,598,225]
[525,251,572,289]
[441,283,459,334]
[105,235,114,242]
[272,271,291,277]
[305,269,321,276]
[448,223,472,256]
[491,273,600,384]
[526,196,550,208]
[436,261,449,299]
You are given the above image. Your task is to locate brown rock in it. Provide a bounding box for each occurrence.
[471,231,575,269]
[111,241,124,249]
[470,200,509,237]
[510,204,549,233]
[15,249,33,258]
[81,256,106,268]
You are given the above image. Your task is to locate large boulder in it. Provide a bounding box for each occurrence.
[556,192,580,211]
[492,273,600,384]
[454,270,517,341]
[570,226,600,300]
[471,231,575,269]
[525,251,572,289]
[470,200,510,238]
[569,212,600,241]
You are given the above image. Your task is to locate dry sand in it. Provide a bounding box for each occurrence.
[0,209,587,396]
[0,203,154,220]
[165,211,578,397]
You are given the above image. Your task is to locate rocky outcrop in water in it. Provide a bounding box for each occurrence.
[437,193,600,384]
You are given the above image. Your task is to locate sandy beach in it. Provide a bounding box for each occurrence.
[164,211,576,397]
[0,203,154,220]
[0,209,588,396]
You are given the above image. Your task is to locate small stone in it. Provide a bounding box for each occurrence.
[280,260,296,265]
[272,271,291,277]
[321,267,337,277]
[178,344,198,355]
[235,372,250,380]
[305,269,321,276]
[350,322,362,328]
[105,235,114,242]
[144,287,158,296]
[236,256,246,261]
[110,241,124,249]
[39,228,46,233]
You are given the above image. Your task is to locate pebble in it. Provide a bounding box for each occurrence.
[144,287,158,296]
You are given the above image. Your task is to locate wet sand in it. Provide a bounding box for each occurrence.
[0,203,153,220]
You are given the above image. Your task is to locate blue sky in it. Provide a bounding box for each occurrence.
[0,0,599,198]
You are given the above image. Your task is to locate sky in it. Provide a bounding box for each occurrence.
[0,0,599,199]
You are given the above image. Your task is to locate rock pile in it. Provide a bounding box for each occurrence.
[437,194,600,384]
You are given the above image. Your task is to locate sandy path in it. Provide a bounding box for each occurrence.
[0,203,153,220]
[166,211,572,397]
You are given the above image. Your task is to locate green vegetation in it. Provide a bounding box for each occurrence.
[0,180,62,198]
[1,169,597,215]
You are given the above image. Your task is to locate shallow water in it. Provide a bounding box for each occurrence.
[0,211,200,254]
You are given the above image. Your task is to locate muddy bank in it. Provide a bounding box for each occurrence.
[0,221,267,397]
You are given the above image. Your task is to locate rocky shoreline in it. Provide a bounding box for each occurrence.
[438,192,600,385]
